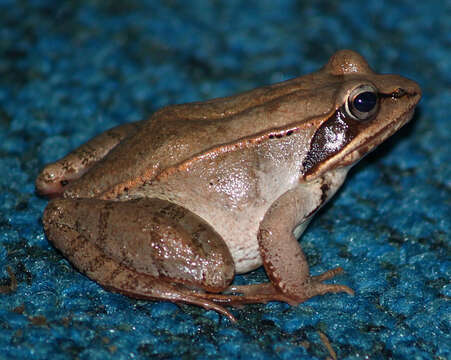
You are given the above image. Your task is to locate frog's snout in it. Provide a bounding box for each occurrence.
[36,165,73,198]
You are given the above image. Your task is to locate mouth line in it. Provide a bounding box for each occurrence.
[338,104,416,166]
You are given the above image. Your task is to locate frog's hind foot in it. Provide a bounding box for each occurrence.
[109,281,237,322]
[86,268,238,321]
[201,283,298,306]
[200,267,354,307]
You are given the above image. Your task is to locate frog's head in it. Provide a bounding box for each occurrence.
[302,49,422,181]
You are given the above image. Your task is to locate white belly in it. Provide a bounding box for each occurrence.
[187,201,265,274]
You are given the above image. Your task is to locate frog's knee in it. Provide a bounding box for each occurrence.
[43,198,66,226]
[200,251,235,292]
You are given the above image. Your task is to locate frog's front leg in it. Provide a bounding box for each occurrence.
[205,188,353,306]
[43,197,237,320]
[258,197,354,303]
[255,188,354,303]
[36,121,143,197]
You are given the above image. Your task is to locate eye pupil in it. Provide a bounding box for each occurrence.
[353,91,377,113]
[345,84,379,120]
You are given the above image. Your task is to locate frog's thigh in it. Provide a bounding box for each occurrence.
[43,198,235,298]
[36,121,143,196]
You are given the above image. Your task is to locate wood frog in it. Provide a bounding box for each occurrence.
[36,50,421,321]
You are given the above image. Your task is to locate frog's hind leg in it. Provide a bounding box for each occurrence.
[43,197,237,321]
[36,121,143,197]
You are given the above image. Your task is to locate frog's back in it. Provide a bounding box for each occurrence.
[64,71,337,200]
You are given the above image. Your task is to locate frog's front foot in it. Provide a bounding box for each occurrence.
[301,267,354,300]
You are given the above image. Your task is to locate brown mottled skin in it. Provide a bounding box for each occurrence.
[36,50,421,321]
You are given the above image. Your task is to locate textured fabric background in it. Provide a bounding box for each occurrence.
[0,1,449,359]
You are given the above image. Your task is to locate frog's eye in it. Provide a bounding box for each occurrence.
[345,84,379,121]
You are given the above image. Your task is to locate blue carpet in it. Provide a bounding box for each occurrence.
[0,1,449,359]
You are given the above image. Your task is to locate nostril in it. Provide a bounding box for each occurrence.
[392,88,406,99]
[36,172,66,197]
